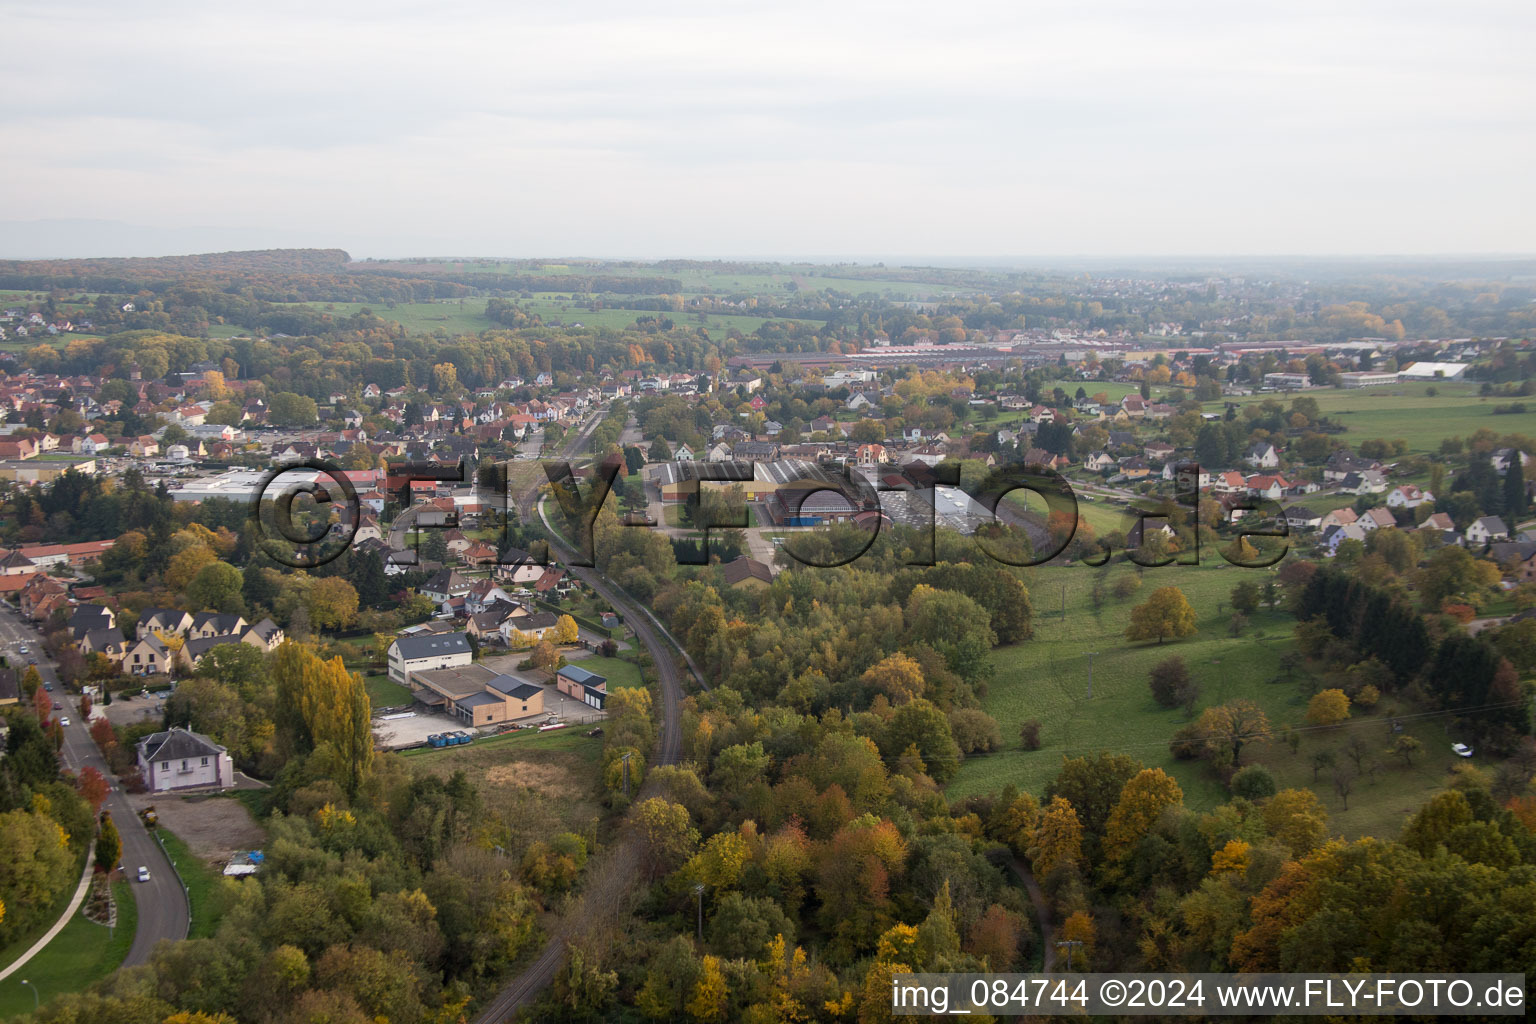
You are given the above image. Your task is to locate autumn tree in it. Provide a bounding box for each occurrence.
[1028,796,1083,877]
[548,614,579,645]
[1125,586,1198,644]
[1305,688,1351,727]
[308,577,359,631]
[860,652,925,705]
[1103,768,1183,865]
[271,642,373,796]
[1173,700,1271,768]
[1261,788,1328,856]
[96,812,121,873]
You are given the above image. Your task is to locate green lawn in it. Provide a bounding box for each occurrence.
[0,880,135,1020]
[568,655,642,689]
[365,673,413,710]
[398,723,601,762]
[155,830,223,940]
[0,848,88,976]
[947,560,1454,839]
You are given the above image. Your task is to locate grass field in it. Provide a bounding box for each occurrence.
[568,654,642,689]
[947,560,1458,839]
[156,830,224,940]
[276,297,816,337]
[365,672,412,709]
[1209,382,1534,454]
[0,879,136,1020]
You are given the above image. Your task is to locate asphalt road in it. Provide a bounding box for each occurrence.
[0,606,189,967]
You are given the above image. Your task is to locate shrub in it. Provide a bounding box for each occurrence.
[1230,764,1277,800]
[1019,720,1043,751]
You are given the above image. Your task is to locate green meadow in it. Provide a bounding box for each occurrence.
[949,560,1461,839]
[1209,382,1534,454]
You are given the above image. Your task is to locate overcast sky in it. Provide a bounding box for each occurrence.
[2,0,1532,260]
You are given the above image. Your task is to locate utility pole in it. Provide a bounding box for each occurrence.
[1055,939,1083,972]
[693,883,705,940]
[621,752,632,799]
[1083,651,1098,699]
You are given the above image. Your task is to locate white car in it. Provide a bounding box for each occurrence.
[137,866,150,883]
[1452,743,1474,758]
[60,716,71,727]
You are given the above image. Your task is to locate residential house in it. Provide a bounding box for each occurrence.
[137,608,193,640]
[1319,507,1358,531]
[68,604,116,641]
[721,555,773,589]
[136,727,234,792]
[1358,507,1396,531]
[1244,443,1279,469]
[1082,451,1116,473]
[1467,516,1510,545]
[189,612,247,640]
[125,635,172,676]
[1283,506,1322,531]
[420,568,473,608]
[1386,485,1434,509]
[78,626,127,661]
[1321,522,1369,555]
[387,631,473,684]
[240,618,284,651]
[499,611,559,645]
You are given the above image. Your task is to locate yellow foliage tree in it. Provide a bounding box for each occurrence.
[1305,688,1351,727]
[859,652,926,705]
[1125,586,1198,644]
[550,614,579,645]
[1028,796,1083,877]
[686,954,728,1023]
[1103,768,1184,864]
[1210,839,1251,876]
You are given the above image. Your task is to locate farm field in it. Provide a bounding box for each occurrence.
[947,560,1461,839]
[1209,382,1533,454]
[280,296,818,337]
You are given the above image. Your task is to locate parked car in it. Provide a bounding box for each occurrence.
[137,866,151,883]
[17,645,27,654]
[60,716,70,726]
[1452,743,1474,758]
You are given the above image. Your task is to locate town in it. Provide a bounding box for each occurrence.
[0,251,1532,1024]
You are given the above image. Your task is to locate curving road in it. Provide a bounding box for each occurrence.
[0,605,189,969]
[472,410,703,1023]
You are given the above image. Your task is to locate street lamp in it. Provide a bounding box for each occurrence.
[693,883,705,941]
[20,979,38,1012]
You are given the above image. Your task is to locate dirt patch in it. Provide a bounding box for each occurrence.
[483,760,572,796]
[128,793,266,865]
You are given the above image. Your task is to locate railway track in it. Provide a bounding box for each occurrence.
[473,410,703,1023]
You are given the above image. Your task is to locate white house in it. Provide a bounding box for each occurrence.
[388,631,473,684]
[136,727,234,792]
[1244,443,1279,469]
[1386,485,1434,509]
[1467,516,1510,545]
